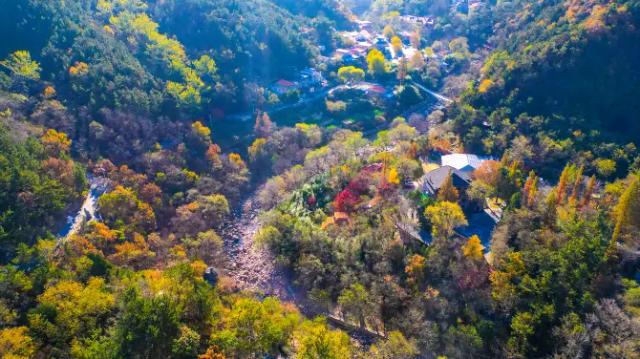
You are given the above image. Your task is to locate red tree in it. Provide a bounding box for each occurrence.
[334,189,360,213]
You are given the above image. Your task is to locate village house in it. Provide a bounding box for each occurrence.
[399,15,435,30]
[298,68,326,90]
[271,79,298,95]
[355,20,373,31]
[422,165,471,197]
[441,153,489,173]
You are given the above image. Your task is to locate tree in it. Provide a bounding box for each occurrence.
[367,49,387,78]
[397,56,408,84]
[612,174,640,242]
[556,165,572,205]
[210,297,301,357]
[31,278,115,353]
[334,189,360,213]
[114,289,181,359]
[448,37,470,58]
[0,326,35,359]
[98,186,156,233]
[41,129,71,156]
[368,331,419,359]
[391,36,403,56]
[409,51,425,71]
[387,168,400,185]
[0,50,41,80]
[595,158,617,178]
[338,283,375,329]
[437,171,460,202]
[383,25,395,40]
[425,201,468,239]
[337,66,365,84]
[254,112,274,137]
[405,254,426,289]
[522,171,538,207]
[291,318,353,359]
[462,235,484,261]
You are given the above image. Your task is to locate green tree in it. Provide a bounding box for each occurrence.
[338,283,375,329]
[0,50,41,80]
[114,289,181,359]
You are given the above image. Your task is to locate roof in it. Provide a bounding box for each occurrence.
[441,154,486,171]
[422,166,471,195]
[275,79,296,87]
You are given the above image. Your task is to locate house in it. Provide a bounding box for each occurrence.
[272,79,298,95]
[422,165,471,196]
[355,20,373,31]
[399,15,435,29]
[441,154,488,172]
[299,68,325,89]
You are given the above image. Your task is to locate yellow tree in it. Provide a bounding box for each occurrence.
[0,326,35,359]
[463,235,485,261]
[612,174,640,242]
[290,318,353,359]
[391,36,403,56]
[337,66,365,84]
[0,50,41,80]
[425,201,468,239]
[555,165,572,205]
[41,129,72,156]
[366,49,387,78]
[387,167,400,185]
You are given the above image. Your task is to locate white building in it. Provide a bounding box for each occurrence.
[441,154,489,172]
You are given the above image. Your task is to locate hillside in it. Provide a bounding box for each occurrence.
[453,0,640,177]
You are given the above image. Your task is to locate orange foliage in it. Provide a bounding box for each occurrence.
[192,120,212,138]
[41,129,71,155]
[109,232,155,269]
[43,86,56,98]
[473,160,501,187]
[68,61,89,77]
[206,144,223,169]
[405,254,426,288]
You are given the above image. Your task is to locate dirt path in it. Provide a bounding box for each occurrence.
[220,193,295,300]
[219,191,386,344]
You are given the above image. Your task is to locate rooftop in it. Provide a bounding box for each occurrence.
[441,154,487,171]
[422,165,471,195]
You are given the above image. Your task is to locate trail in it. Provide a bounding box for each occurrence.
[220,190,294,300]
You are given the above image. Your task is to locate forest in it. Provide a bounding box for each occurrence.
[0,0,639,358]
